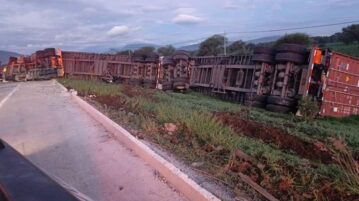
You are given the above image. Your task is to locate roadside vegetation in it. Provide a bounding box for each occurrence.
[58,78,359,201]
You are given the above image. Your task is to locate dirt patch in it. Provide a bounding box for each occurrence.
[93,95,126,108]
[214,112,333,164]
[122,84,155,100]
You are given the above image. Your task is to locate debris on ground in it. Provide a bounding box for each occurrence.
[164,123,177,133]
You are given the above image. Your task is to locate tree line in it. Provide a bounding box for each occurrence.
[116,24,359,57]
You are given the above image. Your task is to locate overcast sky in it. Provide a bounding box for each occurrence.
[1,0,359,54]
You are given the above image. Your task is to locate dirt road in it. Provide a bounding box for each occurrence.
[0,80,187,201]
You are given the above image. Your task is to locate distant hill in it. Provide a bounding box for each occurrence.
[0,50,21,65]
[176,36,282,52]
[177,43,201,52]
[82,43,161,53]
[80,36,283,54]
[246,36,281,44]
[120,43,160,51]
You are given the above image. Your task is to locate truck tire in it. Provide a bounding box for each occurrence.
[278,72,285,78]
[244,93,267,102]
[133,55,145,62]
[143,79,156,88]
[129,78,143,85]
[244,100,266,108]
[266,104,292,113]
[173,50,190,61]
[162,81,173,91]
[253,47,274,55]
[173,54,189,61]
[267,96,296,107]
[174,50,190,57]
[252,54,273,63]
[173,77,188,82]
[162,57,174,65]
[173,81,186,89]
[276,43,307,55]
[276,81,284,88]
[275,52,305,64]
[145,57,158,63]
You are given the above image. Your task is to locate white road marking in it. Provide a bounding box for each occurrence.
[0,84,19,110]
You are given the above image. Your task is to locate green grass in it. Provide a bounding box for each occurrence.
[324,42,359,58]
[59,78,123,96]
[58,78,359,199]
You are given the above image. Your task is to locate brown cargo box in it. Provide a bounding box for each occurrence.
[320,52,359,117]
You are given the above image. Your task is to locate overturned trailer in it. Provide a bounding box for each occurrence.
[14,43,357,117]
[5,48,64,81]
[189,44,359,117]
[59,45,359,117]
[61,50,191,90]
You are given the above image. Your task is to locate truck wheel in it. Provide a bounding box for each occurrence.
[253,47,274,55]
[244,100,266,108]
[276,43,307,54]
[276,81,284,88]
[129,79,143,85]
[278,72,285,78]
[275,52,305,64]
[162,56,174,65]
[133,55,145,62]
[173,50,190,61]
[143,79,156,88]
[174,50,190,57]
[173,54,190,61]
[267,96,296,107]
[145,57,159,63]
[162,81,173,90]
[244,93,267,102]
[173,77,188,82]
[252,54,273,63]
[266,104,292,113]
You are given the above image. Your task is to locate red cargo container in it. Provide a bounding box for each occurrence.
[320,52,359,117]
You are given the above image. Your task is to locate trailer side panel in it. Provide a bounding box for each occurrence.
[321,52,359,117]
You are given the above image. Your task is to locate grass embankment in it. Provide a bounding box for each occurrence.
[58,78,359,201]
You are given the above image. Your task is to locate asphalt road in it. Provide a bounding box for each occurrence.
[0,80,186,201]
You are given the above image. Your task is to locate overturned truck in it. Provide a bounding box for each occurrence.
[5,48,64,81]
[59,44,359,117]
[190,44,359,117]
[9,44,358,117]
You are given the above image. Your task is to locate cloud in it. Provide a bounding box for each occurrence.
[0,0,356,54]
[175,7,196,15]
[172,14,203,24]
[107,26,130,37]
[223,0,240,9]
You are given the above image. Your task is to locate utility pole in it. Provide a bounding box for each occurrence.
[223,31,227,56]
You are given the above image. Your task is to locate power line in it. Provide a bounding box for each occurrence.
[227,20,359,34]
[165,20,359,46]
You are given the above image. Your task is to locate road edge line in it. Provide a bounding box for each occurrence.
[67,92,220,201]
[0,84,19,110]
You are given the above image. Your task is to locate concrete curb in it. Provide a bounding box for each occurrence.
[65,90,220,200]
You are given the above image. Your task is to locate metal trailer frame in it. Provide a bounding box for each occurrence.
[190,55,272,105]
[14,45,359,117]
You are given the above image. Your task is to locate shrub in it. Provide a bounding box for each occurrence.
[298,96,320,120]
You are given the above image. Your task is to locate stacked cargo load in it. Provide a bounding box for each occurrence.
[4,48,63,81]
